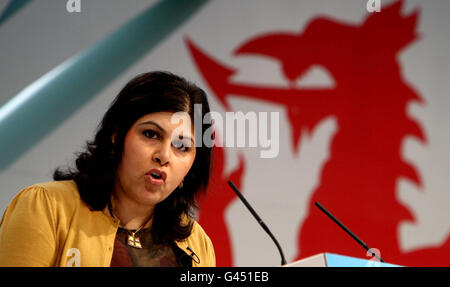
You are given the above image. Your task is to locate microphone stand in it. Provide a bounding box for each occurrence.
[228,180,287,266]
[315,201,385,263]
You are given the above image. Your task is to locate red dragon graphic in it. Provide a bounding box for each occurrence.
[190,0,450,266]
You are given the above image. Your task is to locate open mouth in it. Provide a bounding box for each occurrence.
[150,172,162,179]
[146,169,167,184]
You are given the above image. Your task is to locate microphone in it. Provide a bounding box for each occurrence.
[186,246,200,264]
[228,180,287,265]
[314,201,385,262]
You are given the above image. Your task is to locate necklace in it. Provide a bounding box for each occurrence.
[107,201,153,249]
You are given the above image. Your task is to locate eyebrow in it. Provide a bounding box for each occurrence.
[138,120,195,145]
[138,121,166,134]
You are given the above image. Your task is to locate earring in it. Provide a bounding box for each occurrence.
[179,180,184,189]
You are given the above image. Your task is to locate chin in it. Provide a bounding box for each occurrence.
[140,188,170,205]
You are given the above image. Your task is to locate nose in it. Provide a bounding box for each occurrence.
[152,141,170,166]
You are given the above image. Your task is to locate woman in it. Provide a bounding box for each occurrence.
[0,71,215,267]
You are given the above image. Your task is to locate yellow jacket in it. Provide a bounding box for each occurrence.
[0,180,215,267]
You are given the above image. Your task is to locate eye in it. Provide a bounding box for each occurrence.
[172,139,192,152]
[143,130,159,139]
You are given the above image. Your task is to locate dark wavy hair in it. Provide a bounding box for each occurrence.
[54,71,213,244]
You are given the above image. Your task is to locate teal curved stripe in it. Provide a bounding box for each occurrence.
[0,0,32,26]
[0,0,209,171]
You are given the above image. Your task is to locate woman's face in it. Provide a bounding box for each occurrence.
[114,111,196,208]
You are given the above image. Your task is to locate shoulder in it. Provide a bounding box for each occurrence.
[8,180,81,214]
[31,180,80,200]
[190,219,211,242]
[180,215,212,244]
[0,181,82,266]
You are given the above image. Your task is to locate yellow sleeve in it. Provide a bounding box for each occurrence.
[0,185,58,266]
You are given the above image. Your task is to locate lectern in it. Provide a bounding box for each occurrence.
[283,253,400,267]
